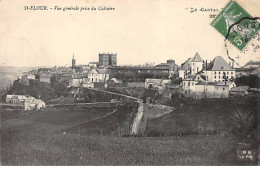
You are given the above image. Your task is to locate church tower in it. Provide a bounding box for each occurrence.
[72,53,76,69]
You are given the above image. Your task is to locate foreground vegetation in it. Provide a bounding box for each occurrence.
[1,92,258,165]
[1,131,240,165]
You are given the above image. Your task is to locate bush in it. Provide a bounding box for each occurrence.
[231,108,256,143]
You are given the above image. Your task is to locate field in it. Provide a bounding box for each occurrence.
[1,132,239,165]
[1,104,255,166]
[145,97,258,136]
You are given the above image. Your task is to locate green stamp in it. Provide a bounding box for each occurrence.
[211,0,260,50]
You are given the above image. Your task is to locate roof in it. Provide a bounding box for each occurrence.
[18,95,27,99]
[110,78,123,83]
[249,67,260,75]
[6,95,13,99]
[156,63,171,66]
[89,69,98,74]
[97,69,109,74]
[206,56,234,71]
[89,62,99,64]
[191,52,203,62]
[183,73,206,81]
[244,60,260,66]
[31,99,45,104]
[195,81,234,86]
[146,78,163,84]
[108,66,169,70]
[215,81,234,86]
[180,58,192,70]
[25,97,35,102]
[6,95,27,99]
[230,86,249,92]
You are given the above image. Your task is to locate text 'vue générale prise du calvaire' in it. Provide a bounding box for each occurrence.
[24,5,115,11]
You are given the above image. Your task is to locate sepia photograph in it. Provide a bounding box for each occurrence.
[0,0,259,166]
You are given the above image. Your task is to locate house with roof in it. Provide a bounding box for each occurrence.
[88,68,109,83]
[182,74,206,93]
[204,56,235,82]
[6,95,28,104]
[24,97,45,110]
[107,78,126,88]
[179,52,204,79]
[181,55,236,99]
[155,59,178,76]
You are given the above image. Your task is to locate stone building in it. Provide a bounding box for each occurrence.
[99,53,117,66]
[205,56,235,82]
[179,52,204,79]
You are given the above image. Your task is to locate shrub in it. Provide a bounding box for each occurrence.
[231,108,256,143]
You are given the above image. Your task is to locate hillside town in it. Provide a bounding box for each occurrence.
[3,52,259,110]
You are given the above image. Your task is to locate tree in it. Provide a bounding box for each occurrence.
[232,107,256,143]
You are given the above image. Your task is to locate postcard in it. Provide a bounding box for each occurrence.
[0,0,259,166]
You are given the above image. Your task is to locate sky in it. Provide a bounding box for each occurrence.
[0,0,259,68]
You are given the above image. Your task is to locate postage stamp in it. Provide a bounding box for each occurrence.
[211,0,260,50]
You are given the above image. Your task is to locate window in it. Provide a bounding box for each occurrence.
[227,76,229,79]
[223,88,225,91]
[214,76,216,79]
[193,63,194,66]
[227,72,229,75]
[192,82,194,86]
[215,71,217,75]
[219,76,220,79]
[219,72,221,74]
[231,72,233,75]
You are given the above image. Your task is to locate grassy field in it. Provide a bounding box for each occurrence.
[1,131,239,165]
[66,107,136,136]
[1,99,258,165]
[145,97,258,137]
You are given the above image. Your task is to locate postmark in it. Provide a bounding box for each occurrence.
[211,0,260,50]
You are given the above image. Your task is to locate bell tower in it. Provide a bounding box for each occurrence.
[72,53,76,69]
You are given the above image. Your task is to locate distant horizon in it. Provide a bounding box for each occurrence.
[1,54,259,69]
